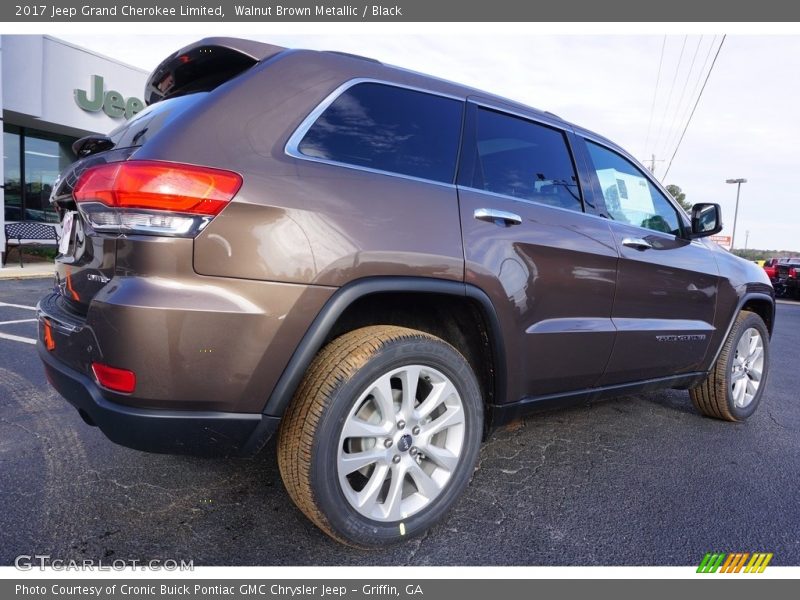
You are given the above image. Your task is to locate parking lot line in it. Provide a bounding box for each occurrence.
[0,318,37,325]
[0,301,37,311]
[0,331,36,345]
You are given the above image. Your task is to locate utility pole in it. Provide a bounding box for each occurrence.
[647,154,665,175]
[725,178,747,250]
[745,230,750,251]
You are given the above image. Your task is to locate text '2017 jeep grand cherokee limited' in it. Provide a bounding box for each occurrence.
[38,37,774,547]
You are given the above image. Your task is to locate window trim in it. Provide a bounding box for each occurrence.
[579,134,690,238]
[284,78,465,188]
[456,100,587,214]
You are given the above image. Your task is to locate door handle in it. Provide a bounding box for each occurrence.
[474,208,522,226]
[622,237,653,250]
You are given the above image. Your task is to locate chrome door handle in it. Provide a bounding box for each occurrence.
[474,208,522,226]
[622,237,653,250]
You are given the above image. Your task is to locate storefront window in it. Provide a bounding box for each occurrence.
[3,128,22,221]
[3,125,75,223]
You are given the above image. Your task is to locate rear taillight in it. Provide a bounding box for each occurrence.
[92,362,136,394]
[73,160,242,237]
[790,267,797,278]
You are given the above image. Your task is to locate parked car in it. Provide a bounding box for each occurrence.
[37,37,775,547]
[763,257,780,282]
[774,258,800,299]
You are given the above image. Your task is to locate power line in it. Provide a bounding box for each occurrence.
[662,35,717,163]
[659,35,703,159]
[662,35,727,181]
[651,35,688,166]
[642,36,666,156]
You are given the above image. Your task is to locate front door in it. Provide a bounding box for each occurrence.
[580,139,719,385]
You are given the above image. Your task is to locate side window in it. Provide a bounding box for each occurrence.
[468,107,582,211]
[296,82,463,184]
[586,141,682,235]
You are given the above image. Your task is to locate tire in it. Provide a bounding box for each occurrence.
[277,325,483,547]
[690,310,770,421]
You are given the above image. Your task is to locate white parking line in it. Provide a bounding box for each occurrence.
[0,331,36,345]
[0,301,37,311]
[0,318,37,325]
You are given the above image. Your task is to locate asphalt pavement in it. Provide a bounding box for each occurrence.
[1,278,798,566]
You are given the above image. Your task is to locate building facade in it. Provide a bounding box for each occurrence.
[1,35,147,249]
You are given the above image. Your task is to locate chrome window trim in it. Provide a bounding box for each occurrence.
[466,98,568,132]
[284,78,464,188]
[458,185,589,218]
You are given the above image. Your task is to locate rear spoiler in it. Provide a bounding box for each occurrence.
[145,37,286,105]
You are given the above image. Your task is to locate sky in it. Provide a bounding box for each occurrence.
[58,33,800,252]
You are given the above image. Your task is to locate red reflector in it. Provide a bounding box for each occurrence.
[92,362,136,394]
[43,319,55,351]
[74,160,242,216]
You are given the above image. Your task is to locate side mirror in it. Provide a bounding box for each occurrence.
[690,203,723,238]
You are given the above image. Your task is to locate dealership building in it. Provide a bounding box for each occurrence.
[0,35,147,251]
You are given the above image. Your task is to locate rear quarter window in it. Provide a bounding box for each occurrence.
[295,82,463,184]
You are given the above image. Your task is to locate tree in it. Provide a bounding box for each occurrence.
[665,184,692,212]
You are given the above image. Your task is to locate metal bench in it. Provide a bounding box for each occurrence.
[3,221,60,268]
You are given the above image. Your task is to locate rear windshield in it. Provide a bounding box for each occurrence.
[108,93,207,149]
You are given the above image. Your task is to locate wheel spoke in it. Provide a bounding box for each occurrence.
[341,418,390,440]
[355,463,390,509]
[383,464,407,521]
[339,448,386,474]
[736,333,750,359]
[407,462,442,499]
[415,380,457,421]
[371,374,397,424]
[423,404,464,438]
[399,366,421,419]
[748,343,762,364]
[733,378,747,407]
[748,367,763,382]
[746,378,758,397]
[731,370,746,383]
[420,444,459,472]
[748,332,759,356]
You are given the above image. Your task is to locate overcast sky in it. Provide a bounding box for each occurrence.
[58,33,800,251]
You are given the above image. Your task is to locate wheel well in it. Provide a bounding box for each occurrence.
[326,292,498,408]
[741,298,775,335]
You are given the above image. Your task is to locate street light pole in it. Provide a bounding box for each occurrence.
[725,178,747,250]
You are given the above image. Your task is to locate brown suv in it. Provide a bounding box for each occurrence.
[38,37,774,547]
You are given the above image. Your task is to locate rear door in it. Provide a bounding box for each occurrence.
[577,136,719,384]
[457,101,618,402]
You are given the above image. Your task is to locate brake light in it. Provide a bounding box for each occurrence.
[790,267,797,278]
[92,362,136,394]
[73,160,242,237]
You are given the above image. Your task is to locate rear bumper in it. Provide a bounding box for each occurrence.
[38,343,279,456]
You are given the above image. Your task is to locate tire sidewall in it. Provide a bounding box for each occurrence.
[724,313,770,420]
[309,335,483,547]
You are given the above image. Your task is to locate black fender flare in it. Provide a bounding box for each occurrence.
[707,290,775,369]
[262,276,507,417]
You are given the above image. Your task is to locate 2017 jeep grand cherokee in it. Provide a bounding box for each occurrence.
[37,37,774,547]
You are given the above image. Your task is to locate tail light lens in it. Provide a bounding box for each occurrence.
[73,160,242,237]
[92,362,136,394]
[790,267,797,278]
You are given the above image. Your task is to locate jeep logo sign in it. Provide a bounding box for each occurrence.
[74,75,144,120]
